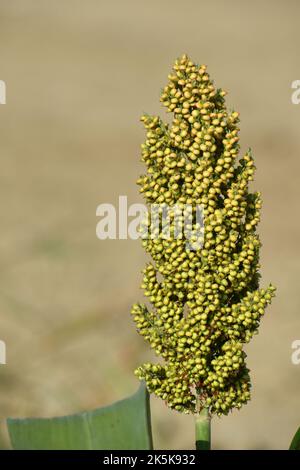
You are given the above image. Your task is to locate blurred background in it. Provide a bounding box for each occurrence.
[0,0,299,449]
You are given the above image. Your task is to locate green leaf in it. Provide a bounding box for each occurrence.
[7,382,153,450]
[289,427,300,450]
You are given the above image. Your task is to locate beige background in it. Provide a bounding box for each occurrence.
[0,0,299,449]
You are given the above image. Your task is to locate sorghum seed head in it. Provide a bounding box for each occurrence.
[132,55,276,416]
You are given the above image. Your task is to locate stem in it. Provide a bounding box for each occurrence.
[195,408,211,450]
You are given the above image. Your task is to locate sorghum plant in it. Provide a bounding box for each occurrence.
[131,54,275,448]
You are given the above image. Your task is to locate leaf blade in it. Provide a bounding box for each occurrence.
[7,382,153,450]
[289,427,300,450]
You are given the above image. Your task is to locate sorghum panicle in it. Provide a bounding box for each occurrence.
[131,55,276,416]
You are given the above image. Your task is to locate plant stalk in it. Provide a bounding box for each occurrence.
[195,407,211,450]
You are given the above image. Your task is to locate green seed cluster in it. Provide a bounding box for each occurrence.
[131,55,276,416]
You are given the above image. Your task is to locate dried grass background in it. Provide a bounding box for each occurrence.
[0,0,299,449]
